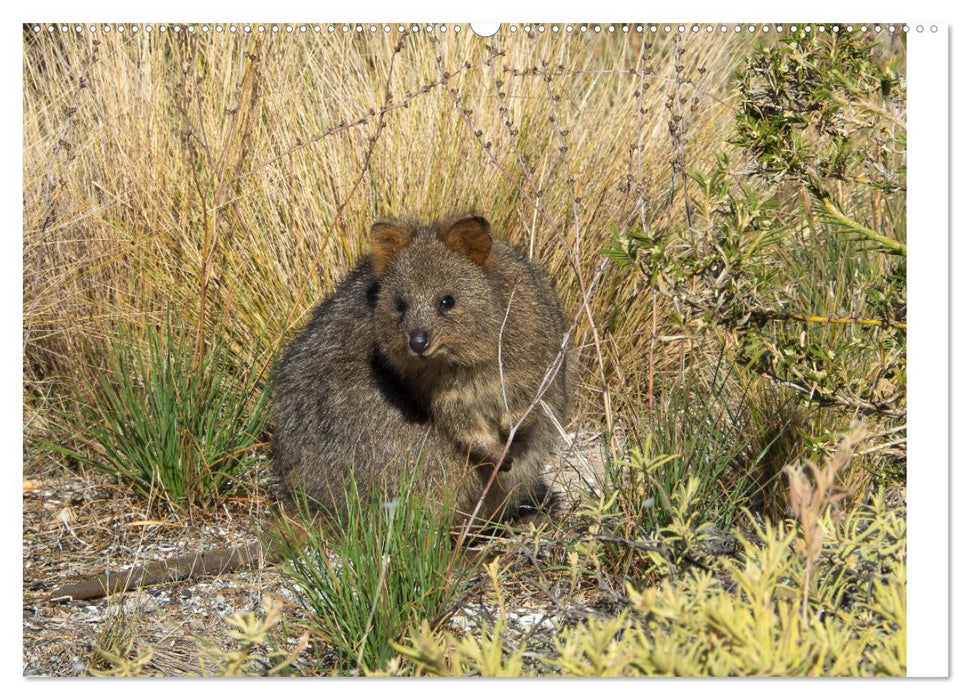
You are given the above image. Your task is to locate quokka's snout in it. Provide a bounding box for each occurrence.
[407,329,432,356]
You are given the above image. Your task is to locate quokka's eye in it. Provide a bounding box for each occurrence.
[439,295,455,311]
[395,298,407,313]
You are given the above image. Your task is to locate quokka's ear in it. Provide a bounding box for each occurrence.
[371,221,413,277]
[439,215,492,269]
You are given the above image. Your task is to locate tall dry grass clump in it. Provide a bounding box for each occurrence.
[23,26,754,434]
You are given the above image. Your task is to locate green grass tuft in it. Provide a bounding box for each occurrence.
[279,465,464,673]
[49,321,268,512]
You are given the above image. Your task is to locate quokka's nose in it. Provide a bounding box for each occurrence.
[408,330,431,355]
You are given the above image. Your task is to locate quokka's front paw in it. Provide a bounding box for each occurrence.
[470,448,513,473]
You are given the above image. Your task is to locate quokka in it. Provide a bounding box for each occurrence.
[273,214,572,525]
[48,214,571,601]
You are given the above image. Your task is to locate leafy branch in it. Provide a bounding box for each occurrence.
[818,197,906,256]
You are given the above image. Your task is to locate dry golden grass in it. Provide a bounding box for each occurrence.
[23,26,757,429]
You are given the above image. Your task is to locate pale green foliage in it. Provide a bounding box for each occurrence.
[383,559,525,677]
[94,596,305,677]
[90,604,152,678]
[89,602,142,675]
[621,493,905,676]
[91,646,154,678]
[195,597,307,676]
[577,443,740,582]
[652,475,720,573]
[389,490,904,677]
[451,562,527,677]
[552,614,637,676]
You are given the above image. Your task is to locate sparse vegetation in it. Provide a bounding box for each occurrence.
[94,596,307,677]
[194,596,308,676]
[23,23,906,677]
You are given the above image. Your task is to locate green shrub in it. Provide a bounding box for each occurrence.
[604,28,906,495]
[195,597,308,676]
[619,489,905,676]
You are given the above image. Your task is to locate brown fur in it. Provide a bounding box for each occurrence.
[274,214,572,525]
[371,216,569,487]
